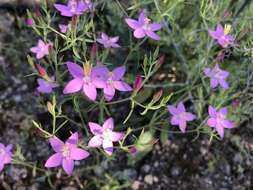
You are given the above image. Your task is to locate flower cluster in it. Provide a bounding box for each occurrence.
[0,0,240,177]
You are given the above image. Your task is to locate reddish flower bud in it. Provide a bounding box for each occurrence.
[153,89,163,102]
[26,18,34,26]
[157,55,165,67]
[36,64,46,76]
[133,75,143,92]
[128,147,137,155]
[232,99,240,108]
[215,51,225,61]
[90,43,97,60]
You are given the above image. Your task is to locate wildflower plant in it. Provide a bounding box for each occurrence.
[2,0,253,188]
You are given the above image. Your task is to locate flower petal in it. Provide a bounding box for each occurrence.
[218,79,229,89]
[178,120,187,133]
[216,126,224,139]
[208,106,217,117]
[102,118,114,130]
[49,137,64,152]
[62,159,74,175]
[167,105,179,115]
[134,28,146,39]
[88,135,103,147]
[63,78,83,94]
[219,107,227,116]
[207,118,216,127]
[113,81,132,91]
[45,153,62,168]
[88,122,103,135]
[70,148,89,160]
[66,132,78,146]
[103,140,113,156]
[112,66,126,80]
[150,24,162,31]
[185,112,196,121]
[177,102,186,112]
[104,84,116,101]
[66,62,84,78]
[83,83,97,101]
[109,131,124,142]
[125,18,140,29]
[145,31,160,41]
[210,78,219,88]
[170,116,179,125]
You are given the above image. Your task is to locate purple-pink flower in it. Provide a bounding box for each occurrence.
[208,24,236,48]
[37,77,59,94]
[88,118,125,156]
[0,143,13,172]
[102,66,132,101]
[30,40,52,59]
[63,62,107,101]
[125,11,162,40]
[45,133,89,175]
[167,102,196,133]
[207,106,235,139]
[54,0,91,17]
[97,33,120,48]
[204,63,229,89]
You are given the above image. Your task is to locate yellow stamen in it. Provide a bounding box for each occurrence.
[224,24,231,35]
[62,145,70,158]
[83,62,92,76]
[69,1,77,5]
[144,18,151,23]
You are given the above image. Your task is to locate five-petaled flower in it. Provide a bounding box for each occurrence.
[30,40,52,59]
[37,76,59,94]
[207,106,235,139]
[63,62,107,101]
[125,11,162,40]
[208,24,236,48]
[0,143,13,172]
[97,33,120,48]
[54,0,91,17]
[204,63,229,89]
[167,102,196,133]
[45,132,90,175]
[88,118,125,156]
[102,66,132,101]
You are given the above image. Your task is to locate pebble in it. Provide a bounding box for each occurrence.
[144,175,154,185]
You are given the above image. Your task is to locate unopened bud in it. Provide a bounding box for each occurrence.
[153,89,163,102]
[90,43,97,60]
[36,64,46,76]
[157,55,165,67]
[26,18,34,26]
[133,75,143,92]
[128,147,137,155]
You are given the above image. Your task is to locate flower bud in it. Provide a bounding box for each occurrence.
[153,89,163,102]
[26,18,34,26]
[128,147,137,155]
[133,75,143,92]
[36,64,46,76]
[157,55,165,67]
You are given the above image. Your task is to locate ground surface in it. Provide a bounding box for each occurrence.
[0,8,253,190]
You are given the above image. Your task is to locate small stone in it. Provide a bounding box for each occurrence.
[144,174,153,185]
[170,166,181,177]
[142,164,151,173]
[131,181,141,190]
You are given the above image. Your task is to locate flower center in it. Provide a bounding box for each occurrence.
[179,112,187,120]
[224,24,231,35]
[214,68,222,79]
[69,0,77,12]
[103,128,110,140]
[61,145,70,159]
[144,18,151,24]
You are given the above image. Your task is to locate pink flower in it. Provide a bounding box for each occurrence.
[30,40,52,59]
[26,18,34,26]
[207,106,235,139]
[208,24,236,48]
[45,133,89,175]
[102,66,132,101]
[54,0,91,17]
[97,33,120,48]
[125,11,162,40]
[204,63,230,89]
[0,143,13,172]
[63,62,107,101]
[88,118,125,156]
[37,76,59,94]
[167,102,196,133]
